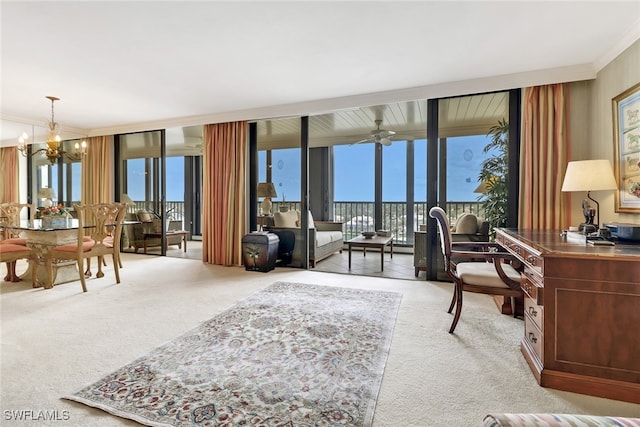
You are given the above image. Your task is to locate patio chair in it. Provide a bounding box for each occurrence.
[429,206,523,333]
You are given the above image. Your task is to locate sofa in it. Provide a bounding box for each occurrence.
[264,210,343,268]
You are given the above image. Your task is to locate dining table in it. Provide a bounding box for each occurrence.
[4,219,83,289]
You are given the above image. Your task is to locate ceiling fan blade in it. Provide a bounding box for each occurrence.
[390,134,419,141]
[352,138,374,145]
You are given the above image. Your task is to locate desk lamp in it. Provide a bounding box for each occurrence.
[561,160,617,233]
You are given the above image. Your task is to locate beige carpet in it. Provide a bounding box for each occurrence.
[1,254,639,426]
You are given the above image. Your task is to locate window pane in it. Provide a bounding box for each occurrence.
[272,148,300,203]
[334,144,374,202]
[446,135,493,202]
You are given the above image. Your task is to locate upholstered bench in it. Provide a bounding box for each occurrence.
[483,413,640,427]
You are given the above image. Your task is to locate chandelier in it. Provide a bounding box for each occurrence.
[17,96,88,165]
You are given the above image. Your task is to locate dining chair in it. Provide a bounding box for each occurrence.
[429,206,523,333]
[47,202,126,292]
[0,202,35,281]
[0,243,35,283]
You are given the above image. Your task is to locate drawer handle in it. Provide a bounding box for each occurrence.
[528,307,538,317]
[526,255,536,265]
[528,332,538,344]
[522,283,532,293]
[514,246,521,254]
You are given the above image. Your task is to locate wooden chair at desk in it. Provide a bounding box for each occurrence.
[429,207,523,333]
[47,203,126,292]
[0,202,34,282]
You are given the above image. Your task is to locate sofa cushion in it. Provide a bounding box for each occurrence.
[296,210,315,229]
[315,231,333,248]
[137,210,153,222]
[454,213,478,234]
[274,210,298,228]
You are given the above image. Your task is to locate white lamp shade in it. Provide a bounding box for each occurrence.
[561,160,617,192]
[37,187,57,199]
[121,194,134,205]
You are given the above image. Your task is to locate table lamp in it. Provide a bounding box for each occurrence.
[561,159,617,233]
[121,194,134,211]
[257,182,277,216]
[38,187,57,207]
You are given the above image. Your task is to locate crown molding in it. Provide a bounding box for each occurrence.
[593,19,640,72]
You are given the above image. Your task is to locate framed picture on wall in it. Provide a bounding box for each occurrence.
[612,81,640,213]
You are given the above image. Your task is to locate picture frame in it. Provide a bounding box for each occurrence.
[612,82,640,213]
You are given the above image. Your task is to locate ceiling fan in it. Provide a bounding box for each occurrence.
[353,119,398,146]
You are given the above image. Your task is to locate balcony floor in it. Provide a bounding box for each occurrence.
[312,249,424,281]
[147,240,426,281]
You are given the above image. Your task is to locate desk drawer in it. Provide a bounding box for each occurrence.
[521,272,543,305]
[524,317,543,361]
[524,297,543,331]
[497,233,543,274]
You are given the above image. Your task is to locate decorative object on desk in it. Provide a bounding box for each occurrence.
[65,282,402,427]
[37,187,56,208]
[612,81,640,213]
[561,159,617,233]
[362,231,376,239]
[16,96,88,165]
[257,182,277,216]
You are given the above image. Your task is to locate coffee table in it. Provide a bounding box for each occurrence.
[347,234,394,272]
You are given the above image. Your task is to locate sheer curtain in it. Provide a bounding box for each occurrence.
[81,136,112,204]
[0,147,19,202]
[519,84,571,229]
[202,121,248,266]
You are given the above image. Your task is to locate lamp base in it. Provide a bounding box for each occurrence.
[579,223,597,234]
[261,198,272,216]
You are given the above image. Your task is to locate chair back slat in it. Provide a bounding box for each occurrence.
[0,203,35,239]
[429,206,453,271]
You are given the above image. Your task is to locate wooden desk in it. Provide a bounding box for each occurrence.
[347,235,393,271]
[496,228,640,404]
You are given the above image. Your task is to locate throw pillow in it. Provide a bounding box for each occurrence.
[274,210,298,228]
[296,210,316,229]
[137,210,153,222]
[455,213,479,234]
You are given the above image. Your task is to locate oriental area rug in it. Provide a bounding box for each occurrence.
[65,282,402,427]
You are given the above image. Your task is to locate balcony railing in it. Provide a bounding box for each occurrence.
[273,200,483,246]
[126,200,482,246]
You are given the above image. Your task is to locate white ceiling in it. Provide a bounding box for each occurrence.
[1,1,639,147]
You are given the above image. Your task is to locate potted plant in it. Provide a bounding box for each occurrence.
[477,119,509,238]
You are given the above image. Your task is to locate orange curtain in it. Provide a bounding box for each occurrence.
[0,147,19,202]
[519,84,571,229]
[202,121,248,266]
[81,136,112,204]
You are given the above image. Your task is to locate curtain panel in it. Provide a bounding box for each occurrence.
[519,84,571,229]
[0,147,19,202]
[81,136,112,204]
[202,121,248,266]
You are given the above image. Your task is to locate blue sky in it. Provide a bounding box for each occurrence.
[260,135,492,202]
